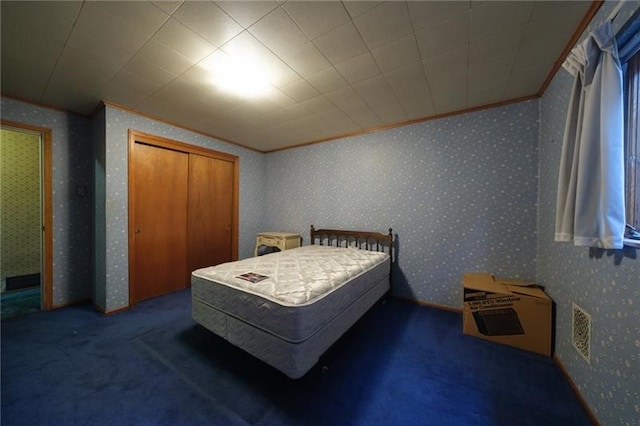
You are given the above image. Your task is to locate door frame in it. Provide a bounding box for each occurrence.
[127,129,239,306]
[1,119,53,311]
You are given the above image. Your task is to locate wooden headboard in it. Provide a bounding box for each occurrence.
[310,225,394,261]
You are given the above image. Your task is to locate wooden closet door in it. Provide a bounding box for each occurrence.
[188,154,234,273]
[132,142,189,301]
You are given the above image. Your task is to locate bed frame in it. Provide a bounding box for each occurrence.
[310,225,394,262]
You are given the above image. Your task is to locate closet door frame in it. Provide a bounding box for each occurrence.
[127,130,239,306]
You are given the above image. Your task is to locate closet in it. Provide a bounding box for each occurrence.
[128,131,238,304]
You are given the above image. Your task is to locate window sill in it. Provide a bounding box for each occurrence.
[623,238,640,248]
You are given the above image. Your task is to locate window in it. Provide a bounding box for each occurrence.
[624,51,640,232]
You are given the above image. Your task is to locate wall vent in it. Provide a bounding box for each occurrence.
[572,303,591,364]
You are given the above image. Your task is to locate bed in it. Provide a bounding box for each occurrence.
[191,225,394,379]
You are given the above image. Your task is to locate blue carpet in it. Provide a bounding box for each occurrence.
[1,289,592,426]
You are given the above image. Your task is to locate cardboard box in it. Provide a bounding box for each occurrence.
[462,273,552,356]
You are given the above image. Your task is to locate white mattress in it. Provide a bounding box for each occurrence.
[191,245,390,343]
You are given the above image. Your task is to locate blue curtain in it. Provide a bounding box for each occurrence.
[617,6,640,63]
[555,20,625,249]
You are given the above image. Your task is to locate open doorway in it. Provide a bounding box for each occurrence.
[1,122,52,319]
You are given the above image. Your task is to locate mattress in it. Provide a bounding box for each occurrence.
[191,245,391,343]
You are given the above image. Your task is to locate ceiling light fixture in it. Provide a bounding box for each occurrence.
[203,51,271,98]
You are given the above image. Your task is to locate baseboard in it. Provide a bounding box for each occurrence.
[52,298,91,310]
[396,296,462,313]
[553,354,600,426]
[93,302,130,316]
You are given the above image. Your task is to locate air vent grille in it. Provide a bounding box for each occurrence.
[572,303,591,364]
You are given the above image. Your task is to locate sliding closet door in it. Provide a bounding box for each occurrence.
[188,154,234,272]
[132,142,189,301]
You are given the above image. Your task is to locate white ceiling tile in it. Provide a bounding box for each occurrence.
[40,83,100,115]
[136,88,193,117]
[352,75,394,102]
[1,52,56,101]
[215,1,280,28]
[469,26,524,65]
[306,67,349,93]
[176,64,214,86]
[134,40,195,75]
[280,79,320,102]
[397,96,436,121]
[416,9,470,59]
[354,2,413,49]
[520,4,583,65]
[371,33,421,73]
[151,1,184,16]
[249,7,309,57]
[283,1,351,39]
[525,13,577,41]
[99,70,162,107]
[325,86,363,109]
[530,1,591,22]
[504,60,550,99]
[0,1,79,45]
[173,1,243,47]
[227,100,279,121]
[259,102,311,125]
[145,77,210,106]
[202,92,244,114]
[385,62,431,100]
[154,18,216,63]
[342,1,383,19]
[313,21,367,65]
[124,57,177,86]
[518,23,571,71]
[1,29,64,66]
[65,30,138,70]
[427,70,468,115]
[53,47,121,85]
[423,45,469,80]
[366,94,407,124]
[92,1,169,37]
[470,2,534,41]
[254,88,296,109]
[334,52,380,84]
[338,100,381,129]
[299,96,336,114]
[317,109,361,135]
[280,42,331,78]
[468,56,514,105]
[408,1,471,31]
[74,3,150,54]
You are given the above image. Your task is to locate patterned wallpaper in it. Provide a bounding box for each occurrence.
[537,2,640,425]
[0,98,93,307]
[0,128,41,290]
[264,100,540,306]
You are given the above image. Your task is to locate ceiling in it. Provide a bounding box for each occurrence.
[1,1,597,152]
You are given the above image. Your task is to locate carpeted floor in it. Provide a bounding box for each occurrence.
[1,287,40,320]
[0,289,592,426]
